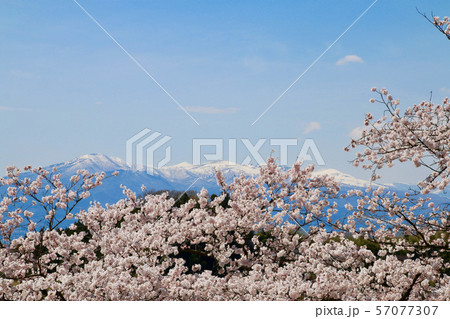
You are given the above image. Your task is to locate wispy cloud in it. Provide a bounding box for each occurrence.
[304,121,321,134]
[440,87,450,94]
[184,106,239,114]
[349,126,364,139]
[0,106,32,112]
[336,54,364,66]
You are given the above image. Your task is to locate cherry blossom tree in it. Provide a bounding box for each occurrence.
[342,87,449,300]
[418,10,450,40]
[347,88,449,193]
[0,155,448,300]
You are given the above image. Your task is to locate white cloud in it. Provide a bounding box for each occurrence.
[303,121,321,134]
[0,106,31,112]
[184,106,239,114]
[440,87,450,94]
[336,55,364,66]
[349,126,364,139]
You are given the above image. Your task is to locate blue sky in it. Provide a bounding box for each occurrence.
[1,0,449,184]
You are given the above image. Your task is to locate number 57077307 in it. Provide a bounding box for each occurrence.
[375,306,438,316]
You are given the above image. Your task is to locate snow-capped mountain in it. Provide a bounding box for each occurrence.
[15,154,448,206]
[312,168,377,188]
[157,160,260,192]
[4,154,448,237]
[47,153,130,176]
[311,168,403,189]
[157,162,404,192]
[19,154,173,207]
[46,154,394,190]
[47,155,263,196]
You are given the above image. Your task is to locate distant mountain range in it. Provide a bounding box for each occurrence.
[4,153,448,236]
[19,153,450,208]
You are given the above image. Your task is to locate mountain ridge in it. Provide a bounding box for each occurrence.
[4,153,448,237]
[40,153,415,191]
[10,154,447,206]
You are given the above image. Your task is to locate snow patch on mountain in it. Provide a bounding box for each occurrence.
[158,160,259,182]
[48,153,130,176]
[312,168,381,188]
[24,154,446,201]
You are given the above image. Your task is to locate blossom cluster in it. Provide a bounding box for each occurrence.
[0,152,448,300]
[347,88,450,194]
[433,16,450,40]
